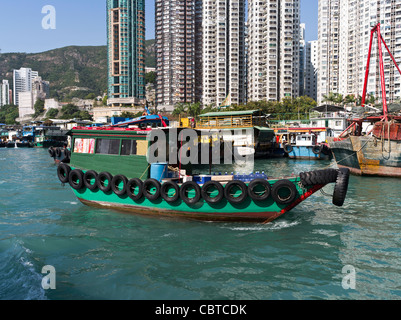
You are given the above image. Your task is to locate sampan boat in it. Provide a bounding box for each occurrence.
[55,127,350,223]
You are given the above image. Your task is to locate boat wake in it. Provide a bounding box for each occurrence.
[224,220,300,231]
[0,240,47,300]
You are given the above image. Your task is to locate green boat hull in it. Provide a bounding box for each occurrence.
[70,177,324,223]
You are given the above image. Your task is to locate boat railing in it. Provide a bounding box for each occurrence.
[196,115,266,129]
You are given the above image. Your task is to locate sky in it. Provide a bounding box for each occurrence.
[0,0,318,54]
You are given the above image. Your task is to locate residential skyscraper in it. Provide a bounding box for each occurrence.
[155,0,202,111]
[107,0,145,106]
[202,0,246,107]
[13,68,38,106]
[299,23,306,97]
[304,40,318,101]
[317,0,401,103]
[247,0,301,102]
[0,80,10,106]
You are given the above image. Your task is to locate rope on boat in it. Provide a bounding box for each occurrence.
[329,133,376,169]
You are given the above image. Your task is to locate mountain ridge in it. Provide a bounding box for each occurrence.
[0,40,156,101]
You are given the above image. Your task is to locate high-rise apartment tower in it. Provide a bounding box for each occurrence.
[107,0,146,106]
[247,0,301,102]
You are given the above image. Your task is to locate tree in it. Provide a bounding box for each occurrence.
[34,99,45,117]
[145,71,156,85]
[46,108,59,118]
[0,104,19,124]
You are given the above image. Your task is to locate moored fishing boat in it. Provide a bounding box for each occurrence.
[54,126,350,223]
[276,127,332,160]
[327,23,401,177]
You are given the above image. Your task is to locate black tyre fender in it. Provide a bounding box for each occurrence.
[333,168,350,207]
[57,163,71,184]
[201,181,224,204]
[84,170,98,191]
[248,179,271,201]
[180,181,201,205]
[69,169,84,190]
[271,179,298,205]
[160,181,180,203]
[111,174,128,196]
[224,180,248,204]
[312,145,322,155]
[97,172,113,193]
[143,179,161,201]
[48,147,55,157]
[283,144,293,153]
[126,178,143,201]
[300,169,338,186]
[64,149,71,159]
[55,148,61,157]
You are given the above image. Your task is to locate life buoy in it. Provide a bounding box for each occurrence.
[57,163,71,184]
[126,178,143,201]
[55,148,61,158]
[111,174,128,196]
[283,144,293,153]
[143,179,161,201]
[84,170,98,191]
[97,172,113,193]
[248,179,271,201]
[160,181,180,203]
[312,145,322,155]
[224,180,247,204]
[48,147,55,158]
[201,181,224,204]
[332,168,350,207]
[69,169,84,190]
[180,181,201,205]
[271,179,297,205]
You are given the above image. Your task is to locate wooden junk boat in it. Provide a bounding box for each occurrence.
[54,126,350,223]
[328,23,401,177]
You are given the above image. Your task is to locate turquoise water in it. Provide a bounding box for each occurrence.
[0,148,400,300]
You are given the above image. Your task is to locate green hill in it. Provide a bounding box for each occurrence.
[0,41,156,101]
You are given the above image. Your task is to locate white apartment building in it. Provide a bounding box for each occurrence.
[318,0,401,104]
[299,23,306,96]
[305,40,318,101]
[0,80,10,106]
[247,0,301,102]
[155,0,202,111]
[202,0,246,107]
[13,68,39,106]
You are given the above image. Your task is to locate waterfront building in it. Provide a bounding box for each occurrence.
[202,0,246,107]
[155,0,202,111]
[317,0,401,104]
[304,40,318,101]
[0,80,10,106]
[13,68,38,106]
[106,0,146,106]
[247,0,301,102]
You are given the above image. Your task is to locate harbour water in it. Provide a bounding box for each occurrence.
[0,148,400,300]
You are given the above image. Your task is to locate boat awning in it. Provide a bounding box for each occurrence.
[313,105,345,113]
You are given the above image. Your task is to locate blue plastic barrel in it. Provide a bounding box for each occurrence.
[150,163,168,182]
